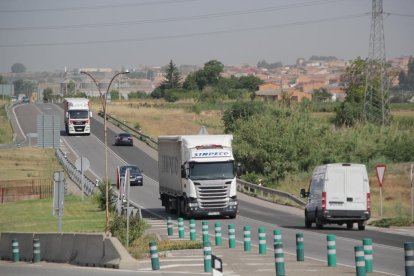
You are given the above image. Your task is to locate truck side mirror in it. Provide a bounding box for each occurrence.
[90,111,93,118]
[236,162,242,177]
[300,188,308,198]
[181,165,187,178]
[65,112,69,119]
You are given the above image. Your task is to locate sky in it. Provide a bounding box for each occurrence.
[0,0,413,73]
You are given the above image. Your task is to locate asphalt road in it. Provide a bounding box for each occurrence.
[9,102,414,275]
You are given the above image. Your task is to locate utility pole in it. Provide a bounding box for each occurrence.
[363,0,390,126]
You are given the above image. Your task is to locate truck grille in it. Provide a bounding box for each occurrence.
[196,185,229,209]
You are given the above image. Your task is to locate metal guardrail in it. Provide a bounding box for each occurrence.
[55,148,97,196]
[98,111,158,150]
[237,178,306,207]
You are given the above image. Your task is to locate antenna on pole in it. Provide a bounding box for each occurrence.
[363,0,390,126]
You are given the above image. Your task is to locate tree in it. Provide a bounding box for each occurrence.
[43,87,53,102]
[399,56,414,90]
[159,60,181,90]
[0,75,5,84]
[312,88,332,102]
[334,57,367,126]
[203,60,224,85]
[13,79,36,95]
[11,63,26,73]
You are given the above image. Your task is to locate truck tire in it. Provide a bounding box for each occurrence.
[346,222,353,229]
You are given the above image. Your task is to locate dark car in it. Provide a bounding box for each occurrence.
[116,165,143,187]
[115,133,133,146]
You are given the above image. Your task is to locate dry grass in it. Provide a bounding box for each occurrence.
[92,100,224,137]
[0,148,62,180]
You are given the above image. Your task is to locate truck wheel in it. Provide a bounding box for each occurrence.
[228,214,236,219]
[346,222,353,229]
[358,222,365,230]
[305,211,312,228]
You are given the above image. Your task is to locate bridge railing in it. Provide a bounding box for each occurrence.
[55,148,97,196]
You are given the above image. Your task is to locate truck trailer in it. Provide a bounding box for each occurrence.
[63,98,92,135]
[158,135,238,218]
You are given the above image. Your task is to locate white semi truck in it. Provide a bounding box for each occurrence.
[158,135,238,218]
[63,98,92,135]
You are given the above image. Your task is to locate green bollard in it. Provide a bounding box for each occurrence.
[243,226,251,252]
[203,241,212,272]
[215,222,222,246]
[228,224,236,248]
[327,234,337,267]
[202,221,209,242]
[274,230,285,276]
[167,217,173,236]
[296,232,304,261]
[363,238,373,273]
[149,241,160,270]
[189,219,196,241]
[178,218,184,238]
[33,239,40,263]
[12,238,19,263]
[355,245,366,276]
[405,242,414,276]
[258,227,266,255]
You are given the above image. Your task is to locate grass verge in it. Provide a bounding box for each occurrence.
[0,195,106,233]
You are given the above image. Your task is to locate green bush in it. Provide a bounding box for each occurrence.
[109,215,148,245]
[369,217,413,228]
[94,181,117,212]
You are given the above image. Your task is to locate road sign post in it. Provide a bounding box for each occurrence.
[375,165,386,218]
[125,168,130,248]
[411,164,413,222]
[75,156,90,201]
[53,171,65,232]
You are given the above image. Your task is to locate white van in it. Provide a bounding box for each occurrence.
[300,163,371,230]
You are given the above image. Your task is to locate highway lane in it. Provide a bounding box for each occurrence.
[12,102,413,275]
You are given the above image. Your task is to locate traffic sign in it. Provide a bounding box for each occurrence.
[75,156,90,172]
[375,164,386,187]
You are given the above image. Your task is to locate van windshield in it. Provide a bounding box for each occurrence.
[189,161,234,180]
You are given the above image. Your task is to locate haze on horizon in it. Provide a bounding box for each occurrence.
[0,0,413,73]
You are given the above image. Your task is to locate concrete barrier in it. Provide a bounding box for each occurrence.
[74,233,104,267]
[10,233,34,262]
[0,233,12,260]
[0,232,138,269]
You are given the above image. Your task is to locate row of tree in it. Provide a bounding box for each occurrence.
[151,60,264,102]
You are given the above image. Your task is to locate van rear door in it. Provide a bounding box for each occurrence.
[325,167,346,210]
[345,166,367,211]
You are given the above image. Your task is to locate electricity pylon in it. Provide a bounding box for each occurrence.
[363,0,390,125]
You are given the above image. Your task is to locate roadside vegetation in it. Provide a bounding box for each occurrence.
[0,99,13,144]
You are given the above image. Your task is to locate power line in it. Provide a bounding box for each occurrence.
[0,13,368,48]
[0,0,350,31]
[0,0,200,13]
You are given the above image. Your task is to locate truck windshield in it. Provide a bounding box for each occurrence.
[69,110,89,119]
[189,161,234,180]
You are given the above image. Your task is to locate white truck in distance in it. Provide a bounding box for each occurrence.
[158,135,238,218]
[63,98,92,135]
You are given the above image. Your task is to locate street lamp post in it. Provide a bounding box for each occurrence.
[80,70,129,232]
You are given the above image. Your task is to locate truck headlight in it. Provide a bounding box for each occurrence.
[228,200,238,206]
[188,202,198,207]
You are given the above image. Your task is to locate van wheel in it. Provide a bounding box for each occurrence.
[358,222,365,231]
[315,211,323,229]
[305,212,312,228]
[346,222,353,229]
